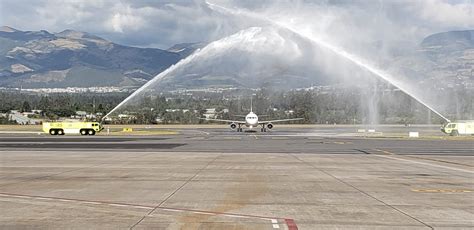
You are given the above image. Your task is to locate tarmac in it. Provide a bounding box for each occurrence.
[0,125,472,229]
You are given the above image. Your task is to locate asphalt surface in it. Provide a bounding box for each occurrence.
[0,126,472,229]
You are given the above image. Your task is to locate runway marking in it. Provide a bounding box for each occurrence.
[373,154,474,174]
[0,193,154,210]
[253,135,259,140]
[333,141,351,145]
[271,137,288,140]
[108,203,129,207]
[0,192,298,229]
[404,155,474,167]
[374,148,394,155]
[412,189,472,193]
[285,219,298,230]
[223,137,242,140]
[272,219,280,229]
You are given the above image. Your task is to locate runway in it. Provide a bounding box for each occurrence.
[0,126,472,229]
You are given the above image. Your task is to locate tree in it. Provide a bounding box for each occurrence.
[21,101,31,112]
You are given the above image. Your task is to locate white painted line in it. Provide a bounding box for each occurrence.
[108,204,128,207]
[0,193,289,226]
[0,131,42,134]
[197,130,210,135]
[9,195,24,198]
[0,193,155,210]
[135,206,153,210]
[189,210,219,216]
[161,208,182,212]
[83,201,101,205]
[374,155,474,174]
[220,214,253,219]
[222,214,239,218]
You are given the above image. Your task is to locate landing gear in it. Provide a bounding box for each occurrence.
[236,124,243,132]
[261,124,267,132]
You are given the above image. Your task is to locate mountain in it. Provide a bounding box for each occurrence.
[154,28,474,92]
[167,42,206,57]
[391,30,473,90]
[149,27,338,91]
[0,26,198,88]
[0,26,472,91]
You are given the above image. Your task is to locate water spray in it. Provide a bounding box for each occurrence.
[102,27,265,120]
[102,49,204,120]
[205,1,451,123]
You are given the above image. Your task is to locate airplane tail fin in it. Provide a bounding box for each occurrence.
[250,97,253,113]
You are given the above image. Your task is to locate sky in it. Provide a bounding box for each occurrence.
[0,0,473,49]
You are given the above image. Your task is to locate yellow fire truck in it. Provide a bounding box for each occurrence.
[43,122,103,135]
[441,121,474,136]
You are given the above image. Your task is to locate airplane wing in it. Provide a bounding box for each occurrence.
[233,114,268,117]
[200,118,246,124]
[258,118,303,124]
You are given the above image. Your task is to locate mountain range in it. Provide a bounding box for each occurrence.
[0,26,204,88]
[0,26,472,90]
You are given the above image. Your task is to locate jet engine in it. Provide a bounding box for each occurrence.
[267,123,273,129]
[230,123,237,130]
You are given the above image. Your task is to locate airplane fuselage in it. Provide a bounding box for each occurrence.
[245,112,259,128]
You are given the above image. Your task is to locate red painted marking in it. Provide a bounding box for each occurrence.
[285,219,298,230]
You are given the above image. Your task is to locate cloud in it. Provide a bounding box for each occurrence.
[105,4,146,33]
[422,0,474,27]
[0,0,472,49]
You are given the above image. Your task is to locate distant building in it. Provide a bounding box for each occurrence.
[76,111,87,116]
[118,114,136,120]
[165,109,181,113]
[70,111,88,119]
[204,108,217,119]
[8,110,41,125]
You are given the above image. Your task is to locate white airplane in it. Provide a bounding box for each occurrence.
[201,99,303,132]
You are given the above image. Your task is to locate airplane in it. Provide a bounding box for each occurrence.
[201,98,303,132]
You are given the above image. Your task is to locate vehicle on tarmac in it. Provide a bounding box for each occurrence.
[441,121,474,136]
[43,122,103,136]
[201,98,302,132]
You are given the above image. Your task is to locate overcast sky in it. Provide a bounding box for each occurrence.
[0,0,473,49]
